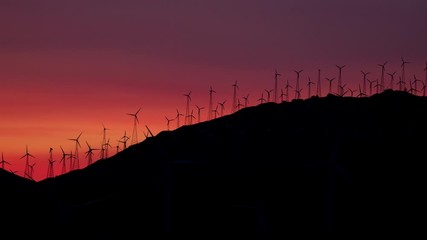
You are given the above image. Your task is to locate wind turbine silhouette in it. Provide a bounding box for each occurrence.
[47,147,55,178]
[0,152,10,169]
[119,131,130,150]
[264,89,273,102]
[357,84,367,97]
[188,109,196,125]
[258,93,266,104]
[317,69,322,97]
[279,89,285,102]
[232,80,239,113]
[195,105,205,123]
[307,76,315,98]
[165,116,174,130]
[127,107,141,145]
[243,94,249,107]
[378,61,387,92]
[387,72,396,91]
[361,71,370,96]
[145,125,154,137]
[401,57,410,91]
[326,77,335,95]
[236,99,244,111]
[208,86,216,121]
[274,69,281,103]
[101,124,110,158]
[20,145,35,179]
[104,138,112,158]
[336,65,346,96]
[85,141,99,166]
[367,78,376,96]
[294,70,303,100]
[27,162,36,180]
[183,91,192,125]
[212,105,219,119]
[218,100,226,117]
[68,132,82,170]
[284,79,292,101]
[59,146,69,174]
[412,75,421,95]
[175,109,184,128]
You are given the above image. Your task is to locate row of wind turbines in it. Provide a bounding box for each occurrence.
[1,57,425,180]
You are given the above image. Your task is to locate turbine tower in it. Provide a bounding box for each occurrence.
[0,152,10,169]
[316,69,322,97]
[387,72,396,90]
[127,107,141,145]
[401,57,410,91]
[294,70,303,99]
[47,147,55,178]
[183,91,192,125]
[85,141,99,166]
[361,71,370,95]
[232,80,239,113]
[195,105,205,123]
[378,61,387,92]
[175,109,184,128]
[119,131,130,150]
[274,69,281,103]
[68,132,82,170]
[59,146,68,174]
[20,145,34,179]
[208,86,216,121]
[336,65,346,96]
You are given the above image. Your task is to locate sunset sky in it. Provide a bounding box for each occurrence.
[1,0,426,181]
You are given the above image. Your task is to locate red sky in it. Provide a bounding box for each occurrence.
[1,0,426,181]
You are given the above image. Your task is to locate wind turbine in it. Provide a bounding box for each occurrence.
[317,69,322,97]
[195,105,205,123]
[361,71,370,95]
[27,162,36,180]
[59,146,69,174]
[212,105,219,119]
[336,65,346,96]
[279,89,286,102]
[412,75,421,95]
[401,57,410,91]
[307,76,315,98]
[294,70,303,100]
[104,138,112,158]
[183,91,192,125]
[119,131,130,150]
[68,132,82,170]
[20,145,35,179]
[175,109,184,128]
[378,61,387,92]
[236,98,244,111]
[101,124,110,158]
[232,80,239,113]
[274,69,281,103]
[47,147,55,178]
[188,109,196,125]
[208,86,216,120]
[284,79,292,101]
[243,94,249,107]
[145,125,154,137]
[85,141,99,166]
[127,107,141,145]
[264,89,273,102]
[258,93,266,104]
[0,152,10,169]
[165,116,174,130]
[326,77,335,95]
[218,100,226,117]
[387,72,396,91]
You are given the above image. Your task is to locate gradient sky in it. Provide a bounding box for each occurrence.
[1,0,426,181]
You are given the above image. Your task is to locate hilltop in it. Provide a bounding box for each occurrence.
[1,90,426,238]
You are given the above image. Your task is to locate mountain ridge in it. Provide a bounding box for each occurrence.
[1,89,426,238]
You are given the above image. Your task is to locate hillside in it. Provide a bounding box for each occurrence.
[2,90,426,239]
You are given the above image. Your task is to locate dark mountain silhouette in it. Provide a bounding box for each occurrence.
[1,89,426,239]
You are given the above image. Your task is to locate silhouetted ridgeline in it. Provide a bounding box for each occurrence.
[1,90,426,239]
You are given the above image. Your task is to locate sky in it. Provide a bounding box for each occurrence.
[0,0,426,181]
